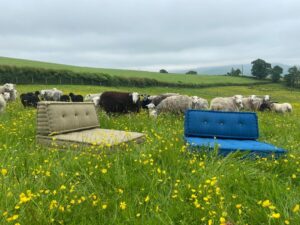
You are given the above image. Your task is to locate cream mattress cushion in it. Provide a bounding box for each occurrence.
[37,128,145,147]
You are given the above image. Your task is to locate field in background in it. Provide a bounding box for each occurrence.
[1,84,300,225]
[0,57,269,86]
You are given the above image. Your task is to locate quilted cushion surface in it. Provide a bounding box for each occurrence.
[184,110,259,140]
[37,102,99,135]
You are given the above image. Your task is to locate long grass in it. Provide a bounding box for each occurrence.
[0,84,300,225]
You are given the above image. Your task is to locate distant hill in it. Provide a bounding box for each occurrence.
[0,56,270,86]
[174,63,292,76]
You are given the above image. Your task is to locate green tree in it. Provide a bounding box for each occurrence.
[226,68,241,76]
[159,69,168,73]
[284,66,300,88]
[251,59,271,79]
[186,70,197,75]
[270,65,283,82]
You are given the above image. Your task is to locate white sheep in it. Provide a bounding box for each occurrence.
[210,95,243,112]
[3,92,11,101]
[148,95,208,117]
[40,88,63,101]
[0,94,6,113]
[270,103,292,113]
[0,83,15,93]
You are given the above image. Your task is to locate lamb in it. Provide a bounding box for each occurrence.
[148,95,208,117]
[0,94,6,113]
[99,91,141,113]
[270,103,292,113]
[210,95,243,112]
[69,93,84,102]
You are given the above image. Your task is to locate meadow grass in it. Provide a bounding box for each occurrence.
[0,84,300,225]
[0,57,268,85]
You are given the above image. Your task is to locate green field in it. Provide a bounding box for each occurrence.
[1,84,300,225]
[0,56,269,86]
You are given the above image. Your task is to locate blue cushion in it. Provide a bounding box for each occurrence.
[184,110,259,140]
[185,137,286,157]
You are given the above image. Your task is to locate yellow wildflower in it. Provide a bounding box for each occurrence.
[262,200,271,208]
[1,168,8,176]
[271,213,280,219]
[120,201,126,210]
[293,204,300,212]
[145,195,150,202]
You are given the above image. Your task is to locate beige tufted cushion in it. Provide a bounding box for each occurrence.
[37,102,99,135]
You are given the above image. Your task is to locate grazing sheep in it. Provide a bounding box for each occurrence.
[0,94,6,113]
[69,93,84,102]
[0,83,15,93]
[20,92,40,108]
[270,103,292,113]
[210,95,243,112]
[149,95,208,117]
[99,91,141,113]
[149,93,179,106]
[60,95,71,102]
[40,88,63,101]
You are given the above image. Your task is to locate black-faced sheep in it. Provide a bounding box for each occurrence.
[148,95,208,117]
[20,92,40,108]
[69,93,84,102]
[99,91,140,113]
[210,95,243,112]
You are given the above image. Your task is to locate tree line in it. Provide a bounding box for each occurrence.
[227,58,300,88]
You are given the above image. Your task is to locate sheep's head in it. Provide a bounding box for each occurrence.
[233,95,243,109]
[131,92,139,104]
[263,95,270,102]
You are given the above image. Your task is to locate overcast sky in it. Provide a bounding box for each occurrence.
[0,0,299,71]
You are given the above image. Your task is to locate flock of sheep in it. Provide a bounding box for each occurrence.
[0,83,293,116]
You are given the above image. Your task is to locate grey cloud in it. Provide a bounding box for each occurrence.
[0,0,299,70]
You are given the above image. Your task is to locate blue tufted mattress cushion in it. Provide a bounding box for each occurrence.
[185,137,286,157]
[184,110,259,140]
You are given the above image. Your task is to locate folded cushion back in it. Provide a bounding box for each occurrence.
[184,110,259,140]
[37,102,100,136]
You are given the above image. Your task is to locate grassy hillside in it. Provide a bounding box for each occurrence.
[0,56,269,86]
[1,84,300,224]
